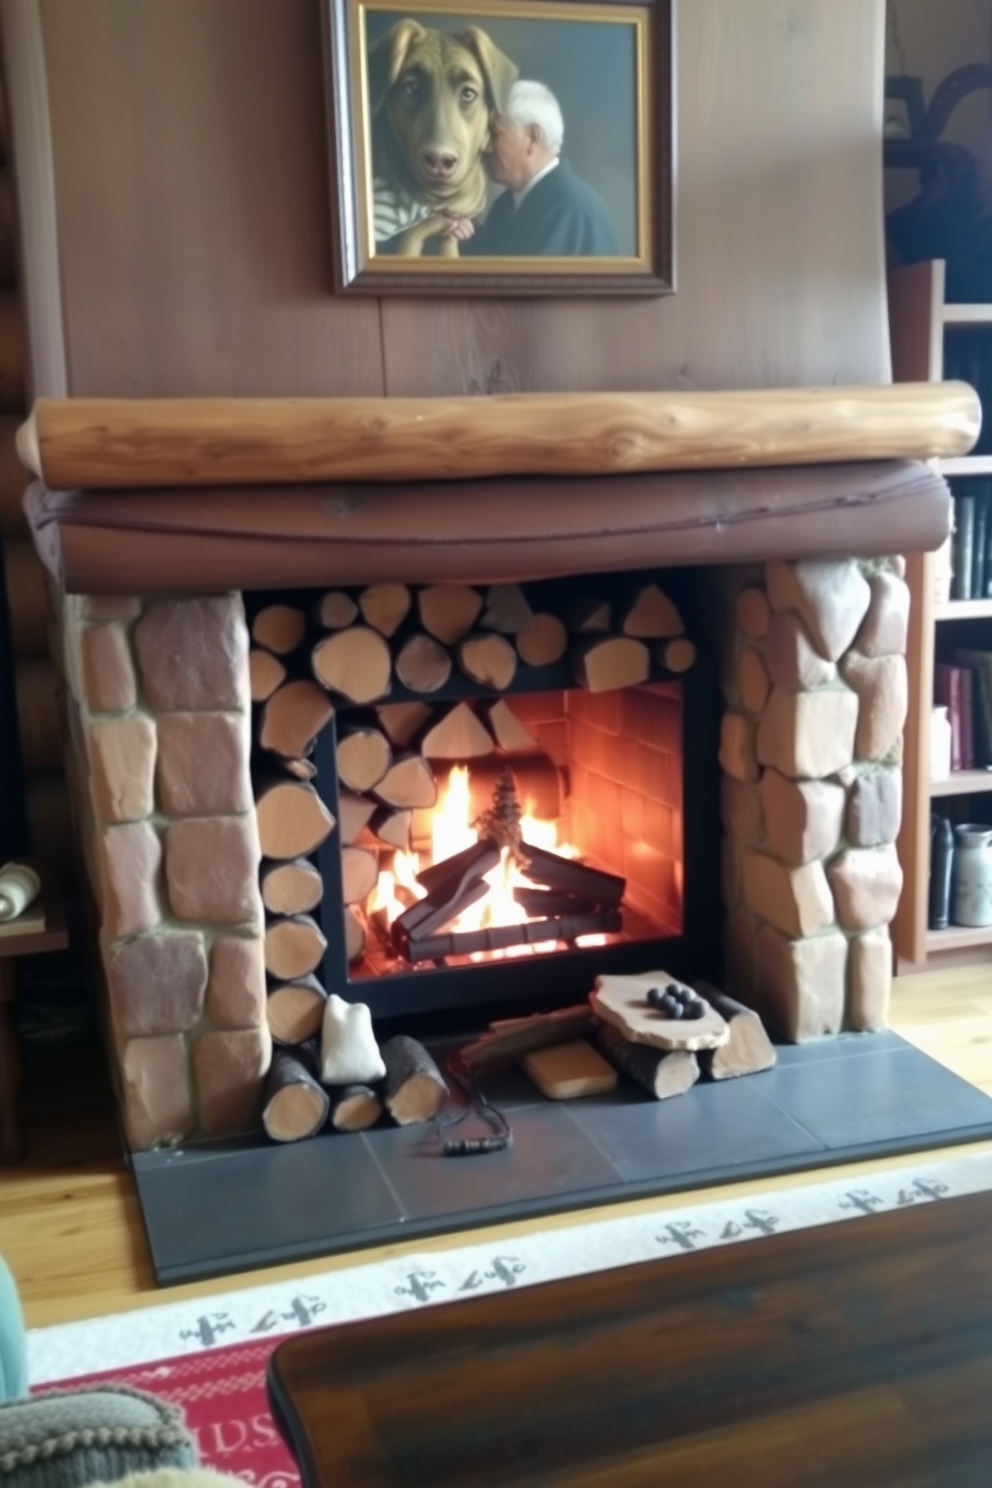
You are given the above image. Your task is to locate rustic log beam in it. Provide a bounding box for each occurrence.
[520,842,626,908]
[18,383,981,488]
[595,1023,701,1099]
[394,875,490,945]
[461,1004,597,1070]
[694,982,778,1079]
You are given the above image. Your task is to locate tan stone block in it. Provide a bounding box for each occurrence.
[719,711,758,781]
[827,844,903,931]
[840,653,907,762]
[743,850,835,937]
[855,572,910,658]
[106,931,208,1037]
[720,776,764,844]
[100,821,162,937]
[87,714,157,822]
[740,647,771,715]
[736,587,769,639]
[119,1035,192,1150]
[134,595,248,711]
[755,924,847,1041]
[766,559,871,661]
[80,624,137,713]
[193,1026,272,1137]
[78,595,142,623]
[760,769,845,864]
[721,836,741,908]
[846,768,902,847]
[157,712,252,816]
[756,687,858,779]
[765,611,837,692]
[849,928,892,1032]
[208,935,267,1029]
[723,908,757,1001]
[164,816,262,925]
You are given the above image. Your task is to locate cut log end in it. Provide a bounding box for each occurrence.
[253,604,307,655]
[661,638,697,674]
[418,584,483,645]
[317,590,360,630]
[359,582,411,637]
[459,632,518,691]
[256,780,336,859]
[621,584,684,639]
[261,858,323,915]
[695,984,777,1079]
[516,613,568,668]
[313,626,392,704]
[421,701,494,759]
[249,648,287,702]
[330,1085,384,1132]
[260,678,333,758]
[382,1035,449,1124]
[336,727,392,792]
[395,633,452,693]
[263,1082,329,1143]
[574,636,650,693]
[266,980,328,1045]
[264,914,328,981]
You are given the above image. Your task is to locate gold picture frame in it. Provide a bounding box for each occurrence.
[324,0,673,294]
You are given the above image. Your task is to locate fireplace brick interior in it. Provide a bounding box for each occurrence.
[54,549,908,1152]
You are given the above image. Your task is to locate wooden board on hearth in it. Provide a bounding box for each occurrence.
[591,972,729,1051]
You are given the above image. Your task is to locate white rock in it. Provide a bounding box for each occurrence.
[320,994,386,1084]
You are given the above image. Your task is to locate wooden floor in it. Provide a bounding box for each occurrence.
[1,963,991,1332]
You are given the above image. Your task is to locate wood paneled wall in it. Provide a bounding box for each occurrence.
[17,0,890,401]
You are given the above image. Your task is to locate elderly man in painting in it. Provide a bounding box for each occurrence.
[459,80,623,257]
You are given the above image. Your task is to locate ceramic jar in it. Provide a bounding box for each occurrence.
[951,824,992,927]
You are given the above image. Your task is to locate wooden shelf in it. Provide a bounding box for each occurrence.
[938,456,992,477]
[926,923,992,953]
[943,304,992,326]
[929,770,992,798]
[935,598,992,620]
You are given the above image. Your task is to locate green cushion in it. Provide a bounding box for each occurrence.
[0,1384,196,1488]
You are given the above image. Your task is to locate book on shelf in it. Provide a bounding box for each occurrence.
[952,493,975,601]
[934,662,965,770]
[973,494,988,600]
[952,649,992,771]
[948,481,992,601]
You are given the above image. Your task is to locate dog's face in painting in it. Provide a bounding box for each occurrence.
[368,20,518,216]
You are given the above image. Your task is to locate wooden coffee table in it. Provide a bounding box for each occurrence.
[268,1187,992,1486]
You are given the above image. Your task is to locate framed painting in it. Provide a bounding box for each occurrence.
[324,0,674,295]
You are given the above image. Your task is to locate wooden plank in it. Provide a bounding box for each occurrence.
[929,770,992,799]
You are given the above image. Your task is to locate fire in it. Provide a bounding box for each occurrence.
[368,765,576,951]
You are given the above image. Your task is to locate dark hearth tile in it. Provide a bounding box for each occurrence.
[770,1029,907,1066]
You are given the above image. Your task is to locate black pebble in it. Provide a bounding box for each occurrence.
[647,987,665,1008]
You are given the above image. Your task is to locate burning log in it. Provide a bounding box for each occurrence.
[256,780,336,859]
[371,807,412,850]
[694,983,777,1079]
[660,638,696,674]
[338,790,377,844]
[381,1035,449,1125]
[481,583,535,635]
[262,1047,330,1143]
[516,613,568,667]
[266,975,328,1045]
[377,700,433,746]
[259,679,333,759]
[395,876,489,946]
[261,858,323,915]
[461,1004,597,1070]
[312,626,392,704]
[458,632,517,691]
[574,636,650,692]
[595,1023,700,1099]
[249,648,286,702]
[484,698,536,751]
[416,838,498,895]
[621,584,684,639]
[398,906,621,963]
[421,701,494,760]
[375,753,437,808]
[329,1084,383,1132]
[418,584,483,645]
[336,726,392,792]
[513,886,595,918]
[317,590,359,630]
[359,582,411,637]
[395,632,451,693]
[253,603,307,655]
[264,914,327,980]
[340,845,379,906]
[519,841,625,909]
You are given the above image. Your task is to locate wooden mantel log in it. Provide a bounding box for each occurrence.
[17,382,980,490]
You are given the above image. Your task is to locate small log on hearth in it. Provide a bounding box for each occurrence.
[400,906,622,963]
[262,1048,330,1143]
[329,1084,383,1133]
[343,905,367,963]
[595,1023,700,1099]
[694,983,777,1079]
[341,845,379,906]
[481,583,535,635]
[371,807,412,850]
[262,858,323,915]
[395,632,451,693]
[359,582,411,637]
[313,626,392,704]
[375,753,437,808]
[418,584,483,645]
[317,590,359,630]
[336,726,392,792]
[249,648,286,702]
[338,790,377,845]
[266,974,328,1045]
[461,1004,598,1070]
[468,755,561,822]
[516,613,568,668]
[260,679,333,759]
[265,914,328,980]
[621,584,684,639]
[484,699,536,752]
[377,700,433,746]
[253,604,307,656]
[421,701,494,759]
[381,1035,449,1125]
[568,598,611,634]
[281,757,318,782]
[519,842,625,908]
[513,886,595,918]
[574,636,650,692]
[659,638,696,674]
[458,632,517,691]
[257,780,336,859]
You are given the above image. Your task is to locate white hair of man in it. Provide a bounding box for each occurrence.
[504,80,565,155]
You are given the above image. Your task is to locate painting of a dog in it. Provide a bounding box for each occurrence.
[368,19,518,256]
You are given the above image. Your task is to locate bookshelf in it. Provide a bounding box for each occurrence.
[889,261,992,969]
